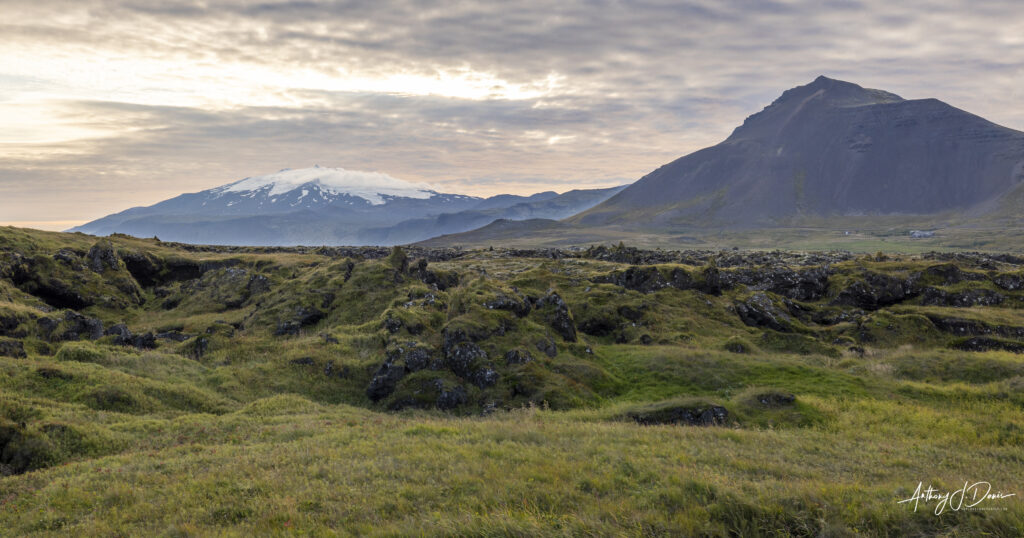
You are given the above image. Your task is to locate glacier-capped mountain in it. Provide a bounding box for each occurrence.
[68,166,626,246]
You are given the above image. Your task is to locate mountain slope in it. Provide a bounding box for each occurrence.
[363,185,626,245]
[69,167,625,246]
[574,76,1024,229]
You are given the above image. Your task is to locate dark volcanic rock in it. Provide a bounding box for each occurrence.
[470,367,499,389]
[132,332,156,349]
[294,306,325,326]
[247,274,271,295]
[919,287,1004,307]
[366,361,407,402]
[832,272,920,310]
[734,293,794,332]
[436,384,468,410]
[993,273,1024,291]
[0,311,29,337]
[86,241,121,273]
[52,248,82,268]
[186,336,209,359]
[927,316,988,336]
[368,342,446,404]
[535,337,558,358]
[383,343,433,374]
[105,323,133,345]
[31,279,93,310]
[155,331,189,342]
[535,291,577,342]
[926,315,1024,339]
[444,342,488,380]
[578,314,618,337]
[923,264,986,285]
[617,305,646,322]
[953,337,1024,354]
[104,323,154,349]
[701,265,723,295]
[274,321,300,336]
[484,294,531,317]
[597,266,669,294]
[275,305,325,336]
[751,391,796,407]
[119,250,162,287]
[383,316,403,334]
[401,347,432,372]
[628,405,729,426]
[323,360,349,378]
[418,267,459,291]
[723,266,831,301]
[505,349,534,365]
[0,339,26,358]
[669,268,695,289]
[60,311,103,341]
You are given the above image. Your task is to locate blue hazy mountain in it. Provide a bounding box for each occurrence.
[69,166,626,246]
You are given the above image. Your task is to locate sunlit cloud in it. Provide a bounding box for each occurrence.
[1,0,1022,229]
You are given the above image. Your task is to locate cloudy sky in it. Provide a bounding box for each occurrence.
[2,0,1022,230]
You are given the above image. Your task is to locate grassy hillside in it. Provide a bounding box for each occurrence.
[418,214,1024,253]
[1,226,1023,535]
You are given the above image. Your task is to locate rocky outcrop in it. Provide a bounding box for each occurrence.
[926,315,1024,339]
[628,404,729,426]
[832,272,920,310]
[721,266,831,301]
[993,273,1024,291]
[443,340,489,380]
[535,337,558,358]
[483,294,531,317]
[734,293,795,332]
[534,291,577,342]
[919,288,1004,307]
[60,312,104,341]
[366,361,407,402]
[750,391,796,407]
[104,323,156,349]
[596,266,669,294]
[274,306,325,336]
[922,264,987,285]
[0,310,30,338]
[86,241,121,273]
[436,383,468,410]
[505,349,534,365]
[0,338,26,358]
[952,337,1024,354]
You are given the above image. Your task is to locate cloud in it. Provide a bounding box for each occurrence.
[1,0,1022,228]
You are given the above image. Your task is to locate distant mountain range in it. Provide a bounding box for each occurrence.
[69,166,626,246]
[426,76,1024,247]
[72,76,1024,249]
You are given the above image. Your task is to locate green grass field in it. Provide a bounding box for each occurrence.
[1,226,1023,535]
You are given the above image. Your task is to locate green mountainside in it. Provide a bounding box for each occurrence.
[1,226,1023,534]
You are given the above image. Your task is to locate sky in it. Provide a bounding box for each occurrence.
[2,0,1023,230]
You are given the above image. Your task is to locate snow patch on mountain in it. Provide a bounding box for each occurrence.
[216,166,437,205]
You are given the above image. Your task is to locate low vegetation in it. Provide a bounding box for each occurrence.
[1,226,1022,535]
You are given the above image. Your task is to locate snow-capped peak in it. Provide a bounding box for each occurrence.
[215,167,437,205]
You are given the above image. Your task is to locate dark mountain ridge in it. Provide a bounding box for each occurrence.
[575,76,1024,228]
